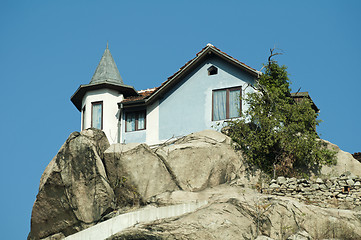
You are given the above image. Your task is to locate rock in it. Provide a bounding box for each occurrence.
[28,129,115,240]
[342,171,352,177]
[350,174,358,180]
[270,179,277,184]
[103,143,179,204]
[40,232,65,240]
[256,236,275,240]
[325,180,333,188]
[321,140,361,177]
[108,199,260,239]
[338,180,347,186]
[340,176,349,180]
[347,179,355,186]
[346,196,353,202]
[288,184,296,190]
[154,130,242,192]
[287,177,297,183]
[30,129,361,239]
[287,230,311,240]
[337,193,347,198]
[330,176,338,182]
[107,185,361,240]
[297,179,308,184]
[277,176,287,185]
[315,178,323,184]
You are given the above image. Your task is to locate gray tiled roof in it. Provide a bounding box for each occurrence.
[90,43,123,84]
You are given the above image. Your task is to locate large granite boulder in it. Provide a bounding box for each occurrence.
[29,128,361,240]
[108,185,361,240]
[154,130,242,192]
[103,143,179,205]
[102,130,243,204]
[29,129,246,239]
[321,140,361,177]
[28,129,115,240]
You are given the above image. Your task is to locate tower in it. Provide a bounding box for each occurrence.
[71,44,138,143]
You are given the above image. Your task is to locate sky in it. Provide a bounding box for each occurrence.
[0,1,360,239]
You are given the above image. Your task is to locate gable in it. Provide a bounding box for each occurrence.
[146,44,259,104]
[121,44,259,107]
[160,56,255,102]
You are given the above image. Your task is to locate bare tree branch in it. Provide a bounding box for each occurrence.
[268,47,283,65]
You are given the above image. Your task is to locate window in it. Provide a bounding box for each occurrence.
[125,111,146,132]
[91,101,103,129]
[212,87,241,121]
[208,66,218,75]
[82,106,86,130]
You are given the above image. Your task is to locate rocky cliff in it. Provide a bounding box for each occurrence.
[28,130,114,240]
[29,128,361,240]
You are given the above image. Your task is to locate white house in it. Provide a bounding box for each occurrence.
[71,43,317,145]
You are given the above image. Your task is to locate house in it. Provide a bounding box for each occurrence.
[71,43,317,145]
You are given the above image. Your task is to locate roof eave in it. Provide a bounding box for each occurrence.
[120,99,147,109]
[71,82,139,111]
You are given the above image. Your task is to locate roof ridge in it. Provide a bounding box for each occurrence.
[138,87,158,93]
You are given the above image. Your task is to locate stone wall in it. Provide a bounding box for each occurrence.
[262,174,361,210]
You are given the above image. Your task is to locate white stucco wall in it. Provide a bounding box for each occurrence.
[81,89,123,144]
[146,100,159,145]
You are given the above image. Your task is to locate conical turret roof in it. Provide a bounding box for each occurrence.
[90,43,123,84]
[71,43,138,111]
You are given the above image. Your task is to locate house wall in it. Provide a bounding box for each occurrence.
[120,100,159,144]
[120,56,256,145]
[120,106,147,144]
[157,56,256,142]
[81,89,123,144]
[146,100,160,145]
[121,125,146,143]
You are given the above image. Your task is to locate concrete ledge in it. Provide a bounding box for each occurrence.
[64,201,208,240]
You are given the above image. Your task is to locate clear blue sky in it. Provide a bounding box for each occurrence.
[1,1,360,239]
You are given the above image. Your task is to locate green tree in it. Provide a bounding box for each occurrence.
[228,50,335,177]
